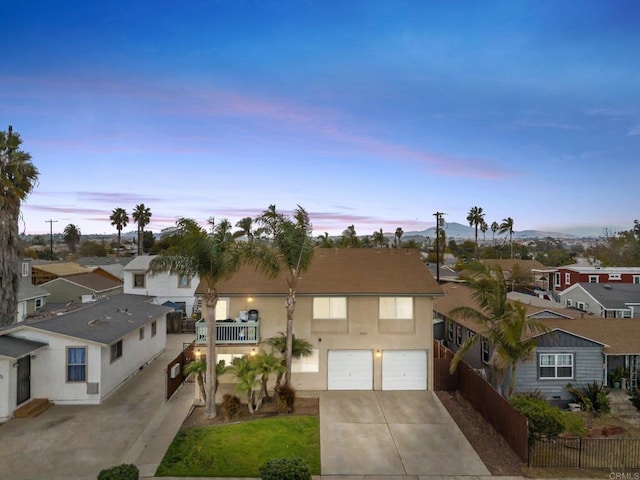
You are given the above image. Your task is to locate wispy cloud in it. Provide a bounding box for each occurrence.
[628,125,640,137]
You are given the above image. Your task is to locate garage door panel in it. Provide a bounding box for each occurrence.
[328,350,373,390]
[382,350,427,390]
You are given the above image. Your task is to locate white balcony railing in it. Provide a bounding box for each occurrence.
[195,320,260,345]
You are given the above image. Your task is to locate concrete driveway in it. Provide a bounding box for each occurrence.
[0,334,193,480]
[319,390,490,477]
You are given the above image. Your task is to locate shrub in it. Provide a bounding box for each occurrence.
[222,393,242,420]
[509,394,564,438]
[561,411,586,437]
[97,464,139,480]
[276,384,296,414]
[566,381,610,417]
[259,457,311,480]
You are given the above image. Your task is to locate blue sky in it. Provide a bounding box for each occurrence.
[3,1,639,237]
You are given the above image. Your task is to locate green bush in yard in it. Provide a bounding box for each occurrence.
[561,411,586,436]
[97,463,139,480]
[509,394,564,438]
[259,457,311,480]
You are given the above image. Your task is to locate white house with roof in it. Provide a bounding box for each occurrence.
[0,294,171,422]
[16,259,50,323]
[558,283,640,318]
[123,255,200,316]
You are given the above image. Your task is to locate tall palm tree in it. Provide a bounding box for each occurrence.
[0,126,39,326]
[480,220,488,243]
[250,205,315,387]
[132,203,152,255]
[448,264,549,396]
[63,224,81,254]
[499,217,515,259]
[234,217,254,242]
[110,207,128,256]
[491,221,499,247]
[394,227,404,248]
[466,206,485,260]
[149,217,243,418]
[341,224,358,248]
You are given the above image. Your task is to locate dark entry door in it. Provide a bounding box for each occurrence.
[17,356,31,405]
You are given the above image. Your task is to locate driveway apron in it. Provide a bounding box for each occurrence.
[320,390,490,476]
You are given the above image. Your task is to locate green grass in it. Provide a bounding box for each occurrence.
[155,416,320,477]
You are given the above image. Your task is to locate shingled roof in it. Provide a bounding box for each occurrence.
[196,248,442,296]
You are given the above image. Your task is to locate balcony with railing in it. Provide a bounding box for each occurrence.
[195,320,260,345]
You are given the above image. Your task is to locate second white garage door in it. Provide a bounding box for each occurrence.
[327,350,373,390]
[382,350,427,390]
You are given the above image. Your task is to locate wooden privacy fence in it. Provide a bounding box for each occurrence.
[529,436,640,469]
[166,342,195,401]
[433,341,529,463]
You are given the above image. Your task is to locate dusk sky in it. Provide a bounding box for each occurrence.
[4,1,639,237]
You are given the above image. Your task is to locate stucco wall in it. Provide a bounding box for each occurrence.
[0,360,14,421]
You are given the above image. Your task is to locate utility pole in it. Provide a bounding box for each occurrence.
[433,212,445,283]
[45,219,58,257]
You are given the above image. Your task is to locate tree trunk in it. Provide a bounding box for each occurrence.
[284,289,295,386]
[508,363,517,397]
[197,373,207,403]
[261,374,270,401]
[204,290,218,418]
[0,209,19,326]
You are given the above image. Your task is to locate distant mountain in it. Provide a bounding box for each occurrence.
[403,222,578,240]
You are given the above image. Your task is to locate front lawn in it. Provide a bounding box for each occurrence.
[156,415,320,477]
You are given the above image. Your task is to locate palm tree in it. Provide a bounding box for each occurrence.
[264,332,314,389]
[234,217,254,242]
[394,227,404,248]
[249,206,314,387]
[480,220,488,243]
[184,359,207,404]
[499,217,515,259]
[341,224,358,248]
[149,217,243,418]
[63,224,81,254]
[250,351,286,402]
[230,356,261,413]
[132,203,152,255]
[317,232,334,248]
[0,126,39,326]
[449,264,549,396]
[372,228,386,248]
[110,208,128,256]
[491,221,499,247]
[466,206,485,260]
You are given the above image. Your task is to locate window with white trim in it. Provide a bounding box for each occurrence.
[455,325,462,346]
[292,349,319,373]
[215,298,229,320]
[35,298,43,309]
[67,346,87,382]
[554,272,561,287]
[576,301,586,311]
[481,339,490,364]
[467,331,475,340]
[447,321,454,342]
[539,353,574,379]
[609,273,621,280]
[634,275,640,284]
[178,274,191,288]
[151,321,157,337]
[133,274,145,288]
[379,297,413,319]
[589,275,599,283]
[313,297,347,319]
[110,340,123,363]
[565,273,571,285]
[139,327,145,341]
[21,262,29,277]
[565,299,573,307]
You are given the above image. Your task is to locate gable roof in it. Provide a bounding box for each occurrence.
[14,294,172,345]
[0,336,47,360]
[41,272,123,293]
[436,283,640,355]
[197,248,443,296]
[17,277,50,302]
[32,263,93,277]
[568,283,640,309]
[123,255,154,271]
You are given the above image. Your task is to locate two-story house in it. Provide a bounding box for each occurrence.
[16,259,49,323]
[534,265,640,293]
[123,255,200,317]
[194,248,443,392]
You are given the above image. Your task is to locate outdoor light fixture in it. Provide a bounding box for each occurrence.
[375,350,382,358]
[31,355,37,360]
[12,362,19,368]
[195,349,201,360]
[250,348,257,356]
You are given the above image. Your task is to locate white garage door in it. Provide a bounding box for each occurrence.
[327,350,373,390]
[382,350,427,390]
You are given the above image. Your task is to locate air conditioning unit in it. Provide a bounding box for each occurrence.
[87,383,99,395]
[170,363,181,379]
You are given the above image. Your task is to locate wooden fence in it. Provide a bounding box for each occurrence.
[165,342,195,401]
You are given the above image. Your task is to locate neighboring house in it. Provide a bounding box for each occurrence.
[481,259,548,284]
[16,259,49,323]
[39,272,124,304]
[76,256,131,281]
[435,283,640,404]
[123,255,200,316]
[31,262,94,285]
[194,248,443,391]
[534,265,640,293]
[558,283,640,318]
[0,294,171,422]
